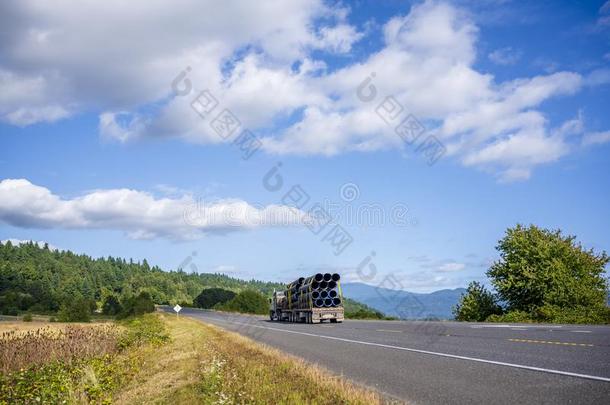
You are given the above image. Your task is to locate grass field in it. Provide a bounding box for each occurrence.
[1,313,394,404]
[114,313,389,404]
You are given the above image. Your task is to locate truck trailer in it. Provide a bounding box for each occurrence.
[269,273,344,323]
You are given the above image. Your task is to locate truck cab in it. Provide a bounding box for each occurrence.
[269,290,285,321]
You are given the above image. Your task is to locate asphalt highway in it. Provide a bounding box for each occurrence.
[170,307,610,404]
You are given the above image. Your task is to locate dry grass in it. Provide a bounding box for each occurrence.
[0,321,101,334]
[1,315,398,404]
[0,321,52,334]
[0,322,121,373]
[114,313,396,405]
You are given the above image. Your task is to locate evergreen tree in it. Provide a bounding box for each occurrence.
[217,290,268,314]
[194,288,236,309]
[453,282,501,321]
[57,296,91,322]
[102,294,123,315]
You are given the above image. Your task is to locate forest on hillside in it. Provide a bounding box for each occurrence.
[0,241,284,315]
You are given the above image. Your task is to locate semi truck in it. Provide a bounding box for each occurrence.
[269,273,344,324]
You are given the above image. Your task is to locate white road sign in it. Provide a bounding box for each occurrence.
[173,304,182,313]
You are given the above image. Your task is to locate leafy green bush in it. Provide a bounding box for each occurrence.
[456,225,610,324]
[453,282,502,322]
[102,294,123,316]
[57,296,91,322]
[118,291,155,319]
[194,288,236,309]
[1,307,18,316]
[487,224,609,323]
[22,313,33,322]
[0,291,34,313]
[118,314,170,348]
[0,361,75,404]
[534,304,610,324]
[485,304,610,325]
[0,355,131,404]
[216,290,268,314]
[486,310,532,323]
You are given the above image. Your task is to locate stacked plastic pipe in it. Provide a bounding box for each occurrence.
[285,273,342,308]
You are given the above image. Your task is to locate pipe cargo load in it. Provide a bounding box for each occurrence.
[269,273,344,324]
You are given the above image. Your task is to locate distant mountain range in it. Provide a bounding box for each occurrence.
[343,283,610,320]
[342,282,466,320]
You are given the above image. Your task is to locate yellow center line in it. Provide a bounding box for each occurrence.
[376,329,403,333]
[508,338,593,347]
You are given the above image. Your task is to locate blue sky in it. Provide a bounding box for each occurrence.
[1,0,609,291]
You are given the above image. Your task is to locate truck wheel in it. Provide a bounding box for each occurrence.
[330,319,337,323]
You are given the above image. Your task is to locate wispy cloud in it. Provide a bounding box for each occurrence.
[488,46,522,65]
[582,131,610,146]
[407,254,432,263]
[436,262,466,272]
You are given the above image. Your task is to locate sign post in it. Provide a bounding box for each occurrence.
[173,304,182,318]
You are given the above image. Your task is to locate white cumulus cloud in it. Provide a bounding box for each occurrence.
[1,0,607,181]
[0,179,305,240]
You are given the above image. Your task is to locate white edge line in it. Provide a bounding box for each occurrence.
[206,317,610,383]
[470,324,565,329]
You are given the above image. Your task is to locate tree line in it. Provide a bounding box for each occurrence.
[0,241,385,321]
[0,241,284,319]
